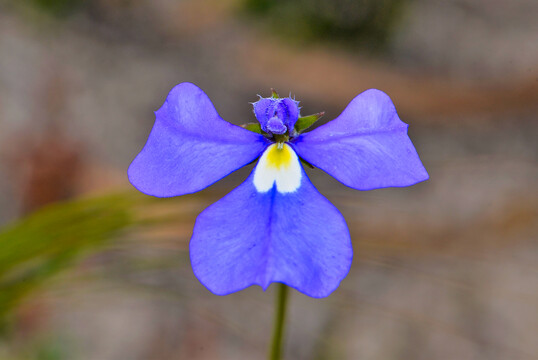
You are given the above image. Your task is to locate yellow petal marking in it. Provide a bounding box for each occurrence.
[266,143,293,170]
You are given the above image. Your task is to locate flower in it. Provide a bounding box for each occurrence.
[128,83,428,298]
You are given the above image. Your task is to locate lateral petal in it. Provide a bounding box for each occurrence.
[293,89,429,190]
[128,83,267,197]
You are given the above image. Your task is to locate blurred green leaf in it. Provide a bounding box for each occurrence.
[242,0,410,50]
[28,0,86,17]
[0,192,154,326]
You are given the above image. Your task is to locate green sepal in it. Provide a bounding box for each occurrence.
[273,134,289,144]
[271,88,279,99]
[242,122,264,134]
[294,112,325,133]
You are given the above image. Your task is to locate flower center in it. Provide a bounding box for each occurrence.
[252,96,300,138]
[266,116,287,135]
[266,142,293,170]
[253,144,302,193]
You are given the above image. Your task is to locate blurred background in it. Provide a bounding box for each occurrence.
[0,0,537,359]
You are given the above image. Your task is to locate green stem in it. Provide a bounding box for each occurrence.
[269,283,289,360]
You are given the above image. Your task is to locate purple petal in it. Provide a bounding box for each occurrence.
[293,89,429,190]
[253,97,273,129]
[266,116,287,134]
[277,98,300,130]
[252,97,300,134]
[190,167,352,298]
[128,83,267,197]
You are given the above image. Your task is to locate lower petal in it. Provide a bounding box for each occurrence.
[190,154,352,298]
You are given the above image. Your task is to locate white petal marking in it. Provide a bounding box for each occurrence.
[253,143,302,193]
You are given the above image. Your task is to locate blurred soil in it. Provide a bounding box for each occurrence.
[0,0,537,359]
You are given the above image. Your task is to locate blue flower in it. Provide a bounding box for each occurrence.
[128,82,428,298]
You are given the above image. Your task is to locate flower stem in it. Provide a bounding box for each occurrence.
[269,283,289,360]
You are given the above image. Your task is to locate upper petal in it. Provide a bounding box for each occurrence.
[252,97,300,134]
[293,89,429,190]
[128,83,267,197]
[190,145,352,298]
